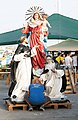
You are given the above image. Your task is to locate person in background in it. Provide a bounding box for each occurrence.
[64,51,76,93]
[72,51,78,83]
[55,52,64,69]
[72,51,78,72]
[64,51,73,69]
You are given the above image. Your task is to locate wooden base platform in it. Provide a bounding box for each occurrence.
[4,99,72,111]
[5,100,28,111]
[45,101,72,109]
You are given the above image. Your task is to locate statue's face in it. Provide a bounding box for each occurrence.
[33,13,40,20]
[46,59,52,63]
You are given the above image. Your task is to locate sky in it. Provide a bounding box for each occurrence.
[0,0,78,46]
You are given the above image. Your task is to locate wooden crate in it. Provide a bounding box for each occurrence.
[45,101,72,109]
[0,71,11,85]
[76,73,78,82]
[0,69,4,79]
[64,69,76,94]
[5,100,28,111]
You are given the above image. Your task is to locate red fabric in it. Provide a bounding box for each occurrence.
[22,25,46,69]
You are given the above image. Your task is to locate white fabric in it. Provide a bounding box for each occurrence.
[45,62,56,71]
[72,55,77,67]
[40,69,64,99]
[14,53,25,61]
[11,53,31,102]
[65,56,72,68]
[28,20,43,28]
[31,46,37,57]
[11,47,37,102]
[33,68,44,77]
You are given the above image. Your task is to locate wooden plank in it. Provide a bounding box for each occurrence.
[6,74,10,85]
[64,69,76,94]
[0,72,11,85]
[64,90,73,94]
[45,101,72,109]
[0,72,10,74]
[5,100,28,111]
[76,73,78,82]
[69,70,76,93]
[66,85,72,89]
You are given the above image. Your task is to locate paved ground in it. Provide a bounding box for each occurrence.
[0,79,78,120]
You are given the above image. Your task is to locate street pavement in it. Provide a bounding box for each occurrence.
[0,79,78,120]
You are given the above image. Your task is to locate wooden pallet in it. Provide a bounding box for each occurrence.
[5,100,28,111]
[0,71,11,85]
[45,101,72,109]
[64,69,76,94]
[75,73,78,83]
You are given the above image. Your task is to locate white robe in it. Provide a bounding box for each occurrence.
[47,70,64,98]
[11,47,36,102]
[40,69,64,100]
